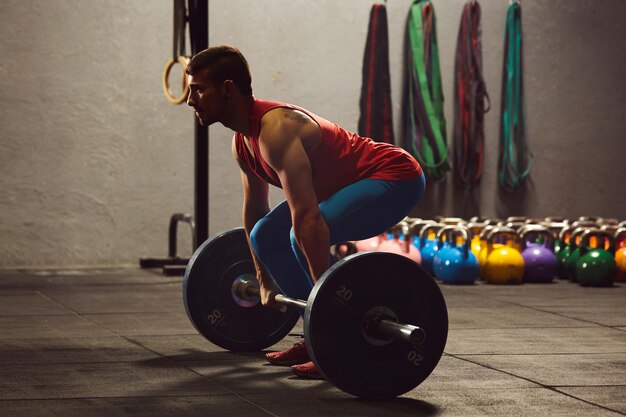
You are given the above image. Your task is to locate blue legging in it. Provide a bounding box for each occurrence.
[249,173,426,302]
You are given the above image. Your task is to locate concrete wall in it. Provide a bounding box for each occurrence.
[1,0,624,268]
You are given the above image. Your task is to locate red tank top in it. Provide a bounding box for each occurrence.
[234,98,422,201]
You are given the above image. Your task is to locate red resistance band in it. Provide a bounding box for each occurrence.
[358,3,394,144]
[453,2,490,187]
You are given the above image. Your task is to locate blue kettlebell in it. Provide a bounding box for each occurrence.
[432,226,459,280]
[409,219,435,250]
[434,226,479,285]
[419,223,444,276]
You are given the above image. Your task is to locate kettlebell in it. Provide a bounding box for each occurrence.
[433,226,479,285]
[547,221,568,254]
[419,223,444,276]
[483,227,524,285]
[409,219,436,250]
[378,222,422,264]
[519,224,558,283]
[502,222,525,251]
[576,229,617,287]
[557,221,596,279]
[432,226,459,280]
[615,227,626,283]
[467,222,486,259]
[556,225,574,278]
[565,226,598,282]
[378,222,406,254]
[478,225,497,279]
[354,233,387,252]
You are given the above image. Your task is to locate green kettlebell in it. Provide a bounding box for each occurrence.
[548,221,568,254]
[576,230,617,287]
[556,225,574,278]
[565,227,597,282]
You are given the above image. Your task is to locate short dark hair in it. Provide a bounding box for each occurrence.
[186,45,253,96]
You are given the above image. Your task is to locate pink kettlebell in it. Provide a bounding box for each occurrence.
[378,223,422,264]
[355,233,387,252]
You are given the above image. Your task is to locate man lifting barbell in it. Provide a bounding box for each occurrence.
[185,45,425,379]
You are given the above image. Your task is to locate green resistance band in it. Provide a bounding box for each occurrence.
[498,1,534,192]
[406,0,449,181]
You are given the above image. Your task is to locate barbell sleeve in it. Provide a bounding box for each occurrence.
[240,278,425,346]
[377,319,426,345]
[274,294,308,309]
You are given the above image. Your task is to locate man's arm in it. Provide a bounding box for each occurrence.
[258,109,330,283]
[231,137,282,309]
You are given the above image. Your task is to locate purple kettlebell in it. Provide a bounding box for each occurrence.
[520,224,558,283]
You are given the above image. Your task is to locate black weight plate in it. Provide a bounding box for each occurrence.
[304,252,448,399]
[183,228,300,352]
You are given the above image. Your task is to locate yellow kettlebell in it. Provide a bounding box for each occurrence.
[483,227,524,285]
[467,222,486,259]
[478,225,497,279]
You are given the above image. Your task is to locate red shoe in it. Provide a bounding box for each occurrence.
[265,341,309,366]
[291,361,325,380]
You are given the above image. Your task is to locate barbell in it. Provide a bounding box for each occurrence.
[183,228,448,399]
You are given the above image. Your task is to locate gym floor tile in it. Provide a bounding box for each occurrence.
[82,312,198,336]
[403,387,624,417]
[2,269,625,416]
[188,359,332,396]
[243,387,624,417]
[128,333,303,362]
[435,288,512,308]
[0,396,271,417]
[0,292,73,316]
[0,315,114,339]
[445,326,626,355]
[555,386,626,414]
[0,336,159,365]
[0,269,168,288]
[454,353,626,386]
[460,282,626,308]
[0,360,227,400]
[238,391,437,417]
[532,305,626,327]
[446,305,590,329]
[38,285,185,314]
[420,355,536,390]
[186,354,534,397]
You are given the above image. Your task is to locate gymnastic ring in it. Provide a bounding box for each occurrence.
[162,56,190,105]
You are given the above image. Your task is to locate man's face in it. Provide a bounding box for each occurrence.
[186,70,225,126]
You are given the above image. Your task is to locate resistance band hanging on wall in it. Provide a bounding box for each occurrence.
[358,2,394,144]
[453,1,490,188]
[498,0,533,192]
[404,0,450,181]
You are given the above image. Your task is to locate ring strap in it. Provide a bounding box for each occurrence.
[404,0,450,181]
[162,0,190,105]
[498,1,534,191]
[358,3,395,144]
[453,1,490,187]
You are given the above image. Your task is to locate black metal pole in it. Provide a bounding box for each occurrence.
[190,0,209,248]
